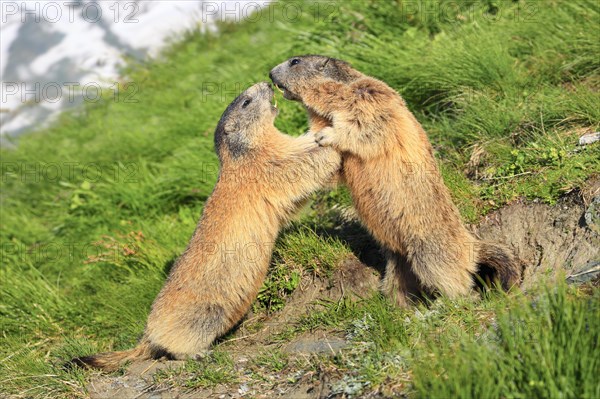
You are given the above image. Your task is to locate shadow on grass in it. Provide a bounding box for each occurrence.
[312,219,386,275]
[162,256,179,276]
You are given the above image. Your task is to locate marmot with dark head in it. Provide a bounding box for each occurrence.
[72,82,341,371]
[270,56,521,306]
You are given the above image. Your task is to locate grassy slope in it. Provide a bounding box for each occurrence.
[1,0,598,397]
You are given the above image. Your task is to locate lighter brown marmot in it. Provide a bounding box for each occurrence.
[71,82,341,370]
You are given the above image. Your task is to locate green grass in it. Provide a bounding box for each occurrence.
[253,349,289,373]
[292,282,599,398]
[413,284,600,398]
[254,224,350,312]
[1,0,599,397]
[152,350,238,390]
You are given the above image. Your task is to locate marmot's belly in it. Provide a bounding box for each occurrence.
[354,194,407,249]
[344,174,408,250]
[342,156,449,254]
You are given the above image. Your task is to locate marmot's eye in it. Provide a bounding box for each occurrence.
[242,98,252,108]
[290,58,300,66]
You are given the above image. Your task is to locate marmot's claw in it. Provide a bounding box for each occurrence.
[315,128,335,147]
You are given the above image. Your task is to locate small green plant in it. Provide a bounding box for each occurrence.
[255,264,300,313]
[253,349,289,372]
[488,146,567,178]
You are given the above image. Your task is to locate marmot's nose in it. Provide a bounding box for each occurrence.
[269,71,274,82]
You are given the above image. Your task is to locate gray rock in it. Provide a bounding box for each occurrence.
[578,132,600,145]
[584,195,600,234]
[284,337,348,355]
[566,261,600,284]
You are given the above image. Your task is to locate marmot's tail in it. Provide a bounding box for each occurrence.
[70,340,153,372]
[474,241,522,290]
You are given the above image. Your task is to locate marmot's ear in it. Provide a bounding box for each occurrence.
[319,58,351,73]
[318,58,331,71]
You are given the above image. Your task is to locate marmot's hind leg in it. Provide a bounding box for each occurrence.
[381,252,422,307]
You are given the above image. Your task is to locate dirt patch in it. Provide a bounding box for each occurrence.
[86,181,599,398]
[476,179,600,288]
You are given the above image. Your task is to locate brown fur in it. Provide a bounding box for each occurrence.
[270,56,521,306]
[71,82,341,371]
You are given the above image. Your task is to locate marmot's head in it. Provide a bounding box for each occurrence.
[269,55,359,101]
[214,82,278,160]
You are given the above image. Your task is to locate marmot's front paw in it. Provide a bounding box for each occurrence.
[315,127,336,147]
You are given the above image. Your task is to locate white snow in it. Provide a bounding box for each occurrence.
[0,0,269,137]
